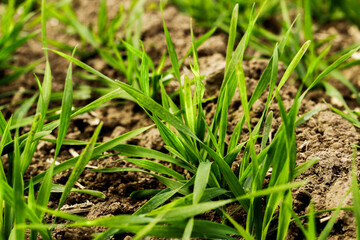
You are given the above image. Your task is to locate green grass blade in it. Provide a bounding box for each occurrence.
[48,50,198,140]
[308,202,316,239]
[140,42,150,96]
[13,131,25,240]
[125,158,184,180]
[303,46,360,99]
[294,158,319,178]
[180,27,216,66]
[0,116,12,181]
[261,111,273,150]
[182,217,194,240]
[351,148,360,238]
[193,161,212,204]
[275,40,310,94]
[318,190,349,240]
[218,84,229,156]
[200,143,249,210]
[57,123,102,209]
[35,159,54,218]
[225,4,239,71]
[326,104,360,128]
[151,116,188,160]
[277,191,292,240]
[12,94,37,126]
[134,188,179,215]
[223,211,254,240]
[50,184,105,198]
[54,47,76,160]
[98,0,107,40]
[161,5,184,110]
[303,0,314,56]
[20,113,42,174]
[146,199,232,219]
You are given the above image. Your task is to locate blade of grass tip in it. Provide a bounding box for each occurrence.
[55,47,76,160]
[98,0,107,40]
[58,123,102,210]
[193,161,212,204]
[279,15,299,56]
[12,93,38,126]
[326,102,360,128]
[351,148,360,238]
[182,218,194,240]
[180,27,216,67]
[225,4,239,71]
[274,40,311,99]
[300,45,360,103]
[160,4,184,110]
[50,184,105,198]
[34,74,44,106]
[140,41,150,96]
[294,158,319,179]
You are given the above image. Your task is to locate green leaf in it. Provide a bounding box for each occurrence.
[182,218,194,240]
[225,4,239,71]
[140,42,150,96]
[351,149,360,239]
[55,47,76,160]
[261,111,273,150]
[20,113,42,174]
[134,188,178,215]
[58,123,102,209]
[51,184,105,199]
[36,159,55,218]
[125,158,184,181]
[275,40,311,95]
[193,161,212,204]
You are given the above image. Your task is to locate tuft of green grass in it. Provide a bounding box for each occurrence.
[0,0,39,85]
[0,0,359,239]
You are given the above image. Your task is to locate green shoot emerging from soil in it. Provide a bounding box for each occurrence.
[0,0,360,239]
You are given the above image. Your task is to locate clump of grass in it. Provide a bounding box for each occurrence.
[1,0,360,239]
[0,0,40,85]
[43,2,315,239]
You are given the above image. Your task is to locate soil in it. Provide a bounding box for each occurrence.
[1,0,360,239]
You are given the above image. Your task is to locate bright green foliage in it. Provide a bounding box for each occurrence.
[0,0,38,85]
[0,0,359,239]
